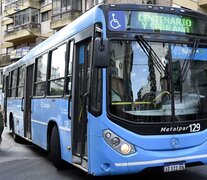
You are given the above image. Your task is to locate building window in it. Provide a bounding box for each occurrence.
[62,0,71,11]
[12,8,39,27]
[48,44,66,96]
[53,0,61,14]
[40,0,52,6]
[71,0,81,11]
[7,47,14,55]
[34,54,48,96]
[41,11,49,22]
[52,0,81,20]
[31,9,39,23]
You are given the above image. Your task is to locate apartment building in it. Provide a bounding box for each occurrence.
[1,0,205,68]
[173,0,207,13]
[0,0,53,67]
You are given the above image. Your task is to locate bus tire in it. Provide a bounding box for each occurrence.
[12,132,21,143]
[11,119,21,143]
[50,126,65,169]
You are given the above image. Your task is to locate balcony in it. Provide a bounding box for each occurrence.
[40,3,52,13]
[199,0,207,7]
[1,42,13,49]
[50,10,81,31]
[2,17,13,26]
[4,0,40,15]
[4,23,41,43]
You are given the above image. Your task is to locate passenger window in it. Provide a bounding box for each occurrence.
[48,44,66,96]
[17,66,25,97]
[10,69,18,97]
[34,54,48,96]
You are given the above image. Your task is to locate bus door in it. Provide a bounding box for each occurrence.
[71,37,92,168]
[23,65,33,140]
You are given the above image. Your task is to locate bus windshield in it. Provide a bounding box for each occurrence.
[108,40,207,123]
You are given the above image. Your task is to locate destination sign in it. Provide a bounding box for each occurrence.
[137,12,192,33]
[108,11,207,36]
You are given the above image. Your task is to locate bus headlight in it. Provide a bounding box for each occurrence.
[111,137,120,147]
[103,129,135,155]
[121,143,131,154]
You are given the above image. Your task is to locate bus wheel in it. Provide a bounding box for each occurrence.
[11,120,21,143]
[50,126,65,169]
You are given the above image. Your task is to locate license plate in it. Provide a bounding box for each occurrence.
[164,162,185,172]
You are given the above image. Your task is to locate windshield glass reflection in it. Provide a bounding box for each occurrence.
[109,40,207,122]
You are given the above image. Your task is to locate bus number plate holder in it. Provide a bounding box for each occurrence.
[164,161,185,172]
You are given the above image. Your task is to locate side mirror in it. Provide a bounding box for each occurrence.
[93,37,109,68]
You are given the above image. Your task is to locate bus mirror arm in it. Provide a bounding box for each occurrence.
[68,95,72,119]
[21,97,24,111]
[93,37,109,68]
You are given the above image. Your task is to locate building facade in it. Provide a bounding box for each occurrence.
[0,0,53,67]
[0,0,206,68]
[173,0,207,13]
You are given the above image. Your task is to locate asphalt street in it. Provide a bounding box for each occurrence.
[1,127,207,180]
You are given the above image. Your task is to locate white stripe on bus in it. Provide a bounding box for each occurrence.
[13,115,23,119]
[31,119,47,126]
[59,126,71,132]
[114,154,207,167]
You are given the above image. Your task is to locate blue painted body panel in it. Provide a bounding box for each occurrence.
[31,98,71,162]
[7,99,24,137]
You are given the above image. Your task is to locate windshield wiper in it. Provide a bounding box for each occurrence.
[180,39,200,82]
[135,35,170,78]
[135,35,176,121]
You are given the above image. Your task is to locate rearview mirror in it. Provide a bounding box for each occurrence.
[93,37,109,68]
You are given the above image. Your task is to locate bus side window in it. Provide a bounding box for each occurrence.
[10,69,18,98]
[48,44,66,96]
[34,54,48,97]
[17,66,25,97]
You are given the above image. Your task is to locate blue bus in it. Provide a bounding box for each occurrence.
[3,3,207,176]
